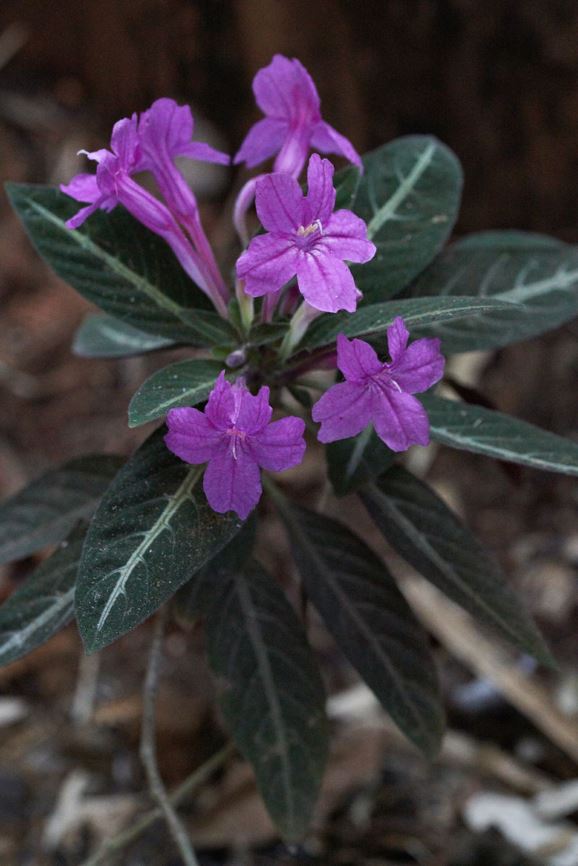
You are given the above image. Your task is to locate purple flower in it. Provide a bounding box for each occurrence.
[235,154,376,313]
[312,318,445,452]
[234,54,361,176]
[138,98,230,306]
[165,372,306,519]
[61,112,229,316]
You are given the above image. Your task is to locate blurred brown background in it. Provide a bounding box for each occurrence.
[1,2,578,864]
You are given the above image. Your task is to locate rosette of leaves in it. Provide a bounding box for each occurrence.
[4,135,578,841]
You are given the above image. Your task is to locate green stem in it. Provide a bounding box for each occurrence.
[279,301,319,361]
[235,280,254,335]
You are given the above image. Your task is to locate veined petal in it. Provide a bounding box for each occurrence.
[60,173,101,204]
[386,317,409,362]
[255,172,303,233]
[320,210,376,262]
[296,251,358,313]
[336,334,382,380]
[250,417,306,471]
[310,120,362,169]
[312,380,373,442]
[387,337,445,394]
[203,444,262,520]
[164,407,223,463]
[272,121,312,176]
[139,98,193,160]
[304,154,336,226]
[110,114,141,171]
[371,388,430,452]
[253,54,320,120]
[233,384,273,434]
[234,118,288,168]
[205,371,235,430]
[178,140,230,165]
[236,234,299,297]
[77,147,109,165]
[64,201,103,229]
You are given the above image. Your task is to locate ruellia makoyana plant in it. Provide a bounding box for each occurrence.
[3,54,578,858]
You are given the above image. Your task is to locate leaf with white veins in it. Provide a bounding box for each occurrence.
[361,467,553,666]
[204,560,328,841]
[0,528,85,666]
[76,431,243,652]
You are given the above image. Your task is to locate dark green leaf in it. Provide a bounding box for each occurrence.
[73,313,176,358]
[423,394,578,476]
[352,136,463,302]
[407,232,578,352]
[361,467,552,665]
[455,231,563,251]
[6,183,235,347]
[278,501,444,756]
[327,426,395,496]
[76,431,243,652]
[334,163,361,210]
[248,321,288,346]
[174,516,257,624]
[128,359,223,427]
[299,296,516,352]
[0,455,122,566]
[204,560,328,841]
[0,529,85,667]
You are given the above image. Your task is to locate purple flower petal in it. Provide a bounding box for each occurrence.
[233,384,272,433]
[372,389,430,452]
[386,317,410,362]
[234,118,288,168]
[255,172,303,233]
[204,371,235,430]
[164,407,223,463]
[388,337,445,394]
[60,173,101,204]
[64,202,102,230]
[166,373,306,519]
[297,252,358,313]
[250,417,306,471]
[140,98,229,165]
[139,99,189,160]
[179,140,230,165]
[303,154,335,226]
[77,147,109,165]
[310,120,362,169]
[110,115,141,170]
[273,124,313,176]
[203,443,262,520]
[320,210,376,262]
[253,54,320,120]
[336,334,382,380]
[312,380,373,442]
[236,234,299,297]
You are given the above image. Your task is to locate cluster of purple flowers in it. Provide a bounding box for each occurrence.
[63,55,445,519]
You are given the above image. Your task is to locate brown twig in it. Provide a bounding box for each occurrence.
[402,577,578,764]
[139,606,199,866]
[79,742,235,866]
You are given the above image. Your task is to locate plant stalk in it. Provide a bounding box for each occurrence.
[139,605,199,866]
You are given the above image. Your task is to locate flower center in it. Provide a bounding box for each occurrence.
[369,370,402,395]
[295,220,323,250]
[227,426,246,459]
